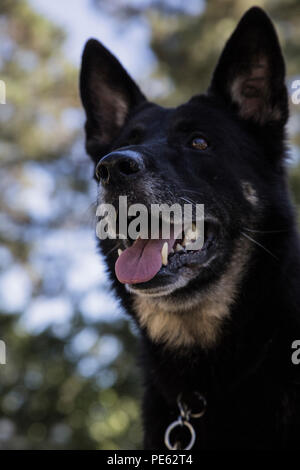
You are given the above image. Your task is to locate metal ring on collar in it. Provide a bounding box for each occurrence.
[177,392,207,419]
[164,418,196,450]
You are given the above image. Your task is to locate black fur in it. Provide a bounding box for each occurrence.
[80,7,300,449]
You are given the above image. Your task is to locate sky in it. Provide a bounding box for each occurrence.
[29,0,155,78]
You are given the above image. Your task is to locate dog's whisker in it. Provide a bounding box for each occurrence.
[179,196,196,206]
[182,189,203,197]
[105,242,123,256]
[79,201,98,227]
[243,227,289,234]
[241,232,279,261]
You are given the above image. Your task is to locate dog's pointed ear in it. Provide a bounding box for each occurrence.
[80,39,146,159]
[208,7,288,126]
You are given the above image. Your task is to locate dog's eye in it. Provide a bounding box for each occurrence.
[190,136,208,150]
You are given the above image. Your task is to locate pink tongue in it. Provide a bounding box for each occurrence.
[115,237,175,284]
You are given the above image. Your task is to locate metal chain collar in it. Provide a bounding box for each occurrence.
[164,392,207,450]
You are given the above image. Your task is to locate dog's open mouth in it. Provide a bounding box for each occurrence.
[115,220,218,286]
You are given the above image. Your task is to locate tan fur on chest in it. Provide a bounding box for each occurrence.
[133,239,251,350]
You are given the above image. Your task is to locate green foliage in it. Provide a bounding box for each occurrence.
[0,313,142,449]
[0,0,78,163]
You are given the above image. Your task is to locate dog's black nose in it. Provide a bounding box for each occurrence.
[96,149,144,185]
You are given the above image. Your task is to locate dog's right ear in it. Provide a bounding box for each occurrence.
[80,39,146,161]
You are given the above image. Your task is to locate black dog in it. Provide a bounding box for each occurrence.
[80,7,300,449]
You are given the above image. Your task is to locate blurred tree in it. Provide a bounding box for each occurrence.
[0,312,141,449]
[0,0,142,450]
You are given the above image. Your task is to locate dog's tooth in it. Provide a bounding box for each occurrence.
[185,229,192,241]
[185,228,197,241]
[175,243,184,252]
[161,242,168,266]
[118,248,123,257]
[192,223,200,239]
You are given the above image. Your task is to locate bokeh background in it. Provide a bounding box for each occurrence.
[0,0,299,450]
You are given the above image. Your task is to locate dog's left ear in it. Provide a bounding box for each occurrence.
[80,39,146,160]
[209,7,288,126]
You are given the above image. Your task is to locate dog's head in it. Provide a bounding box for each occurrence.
[80,7,289,321]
